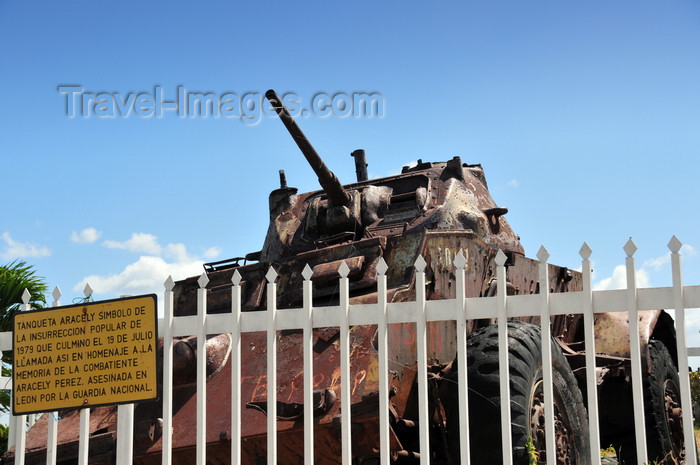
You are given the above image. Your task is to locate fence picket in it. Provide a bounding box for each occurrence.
[265,267,278,465]
[196,273,209,465]
[44,286,62,465]
[495,250,513,465]
[537,246,556,465]
[12,292,31,465]
[670,237,697,465]
[116,404,134,465]
[161,276,175,465]
[625,239,648,463]
[78,408,89,465]
[46,413,58,465]
[376,258,391,465]
[301,265,314,465]
[453,251,470,465]
[580,243,602,465]
[231,270,243,465]
[338,262,352,465]
[414,255,431,465]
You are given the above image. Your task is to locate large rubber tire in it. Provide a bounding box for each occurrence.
[446,321,590,464]
[617,339,685,464]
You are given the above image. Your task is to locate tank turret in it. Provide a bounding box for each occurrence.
[171,91,529,316]
[258,90,523,267]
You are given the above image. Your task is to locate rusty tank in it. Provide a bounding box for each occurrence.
[8,90,684,465]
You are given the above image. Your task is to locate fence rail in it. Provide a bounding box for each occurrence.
[3,237,700,465]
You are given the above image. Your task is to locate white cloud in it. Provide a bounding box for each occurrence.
[682,243,697,257]
[203,247,222,260]
[74,232,222,298]
[103,233,162,255]
[74,255,204,297]
[641,244,696,273]
[164,243,191,262]
[70,227,102,244]
[507,179,519,187]
[593,264,650,291]
[642,254,669,272]
[101,233,222,263]
[593,243,698,291]
[0,232,51,260]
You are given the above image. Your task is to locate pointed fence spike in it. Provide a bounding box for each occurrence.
[338,261,350,278]
[579,242,592,260]
[301,264,313,281]
[536,245,550,263]
[376,257,388,276]
[668,235,682,254]
[453,251,467,269]
[197,272,209,289]
[83,283,93,299]
[164,275,175,291]
[414,255,427,272]
[624,238,637,257]
[265,266,278,283]
[232,269,243,286]
[52,286,62,302]
[494,250,507,267]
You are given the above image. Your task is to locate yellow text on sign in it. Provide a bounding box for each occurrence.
[13,294,158,414]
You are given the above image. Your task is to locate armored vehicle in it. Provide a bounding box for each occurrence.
[7,90,684,465]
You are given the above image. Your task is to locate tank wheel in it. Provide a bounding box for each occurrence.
[447,321,590,464]
[529,380,581,463]
[618,339,685,464]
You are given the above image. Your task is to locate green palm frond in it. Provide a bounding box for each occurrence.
[0,260,48,332]
[0,261,48,416]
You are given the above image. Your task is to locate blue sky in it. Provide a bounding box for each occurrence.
[1,1,700,345]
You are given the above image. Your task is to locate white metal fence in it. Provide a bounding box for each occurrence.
[3,237,700,465]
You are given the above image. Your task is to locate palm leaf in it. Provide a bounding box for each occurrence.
[0,261,48,371]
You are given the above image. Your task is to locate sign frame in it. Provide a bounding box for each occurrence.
[12,293,159,415]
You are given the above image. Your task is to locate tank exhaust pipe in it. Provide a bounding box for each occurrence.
[278,169,288,189]
[351,149,368,182]
[265,89,351,207]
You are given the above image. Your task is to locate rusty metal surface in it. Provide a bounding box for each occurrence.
[4,407,118,464]
[122,323,383,460]
[593,310,662,361]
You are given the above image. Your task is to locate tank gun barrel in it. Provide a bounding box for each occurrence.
[265,89,351,206]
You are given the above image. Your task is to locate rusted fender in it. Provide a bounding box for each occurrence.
[593,309,663,362]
